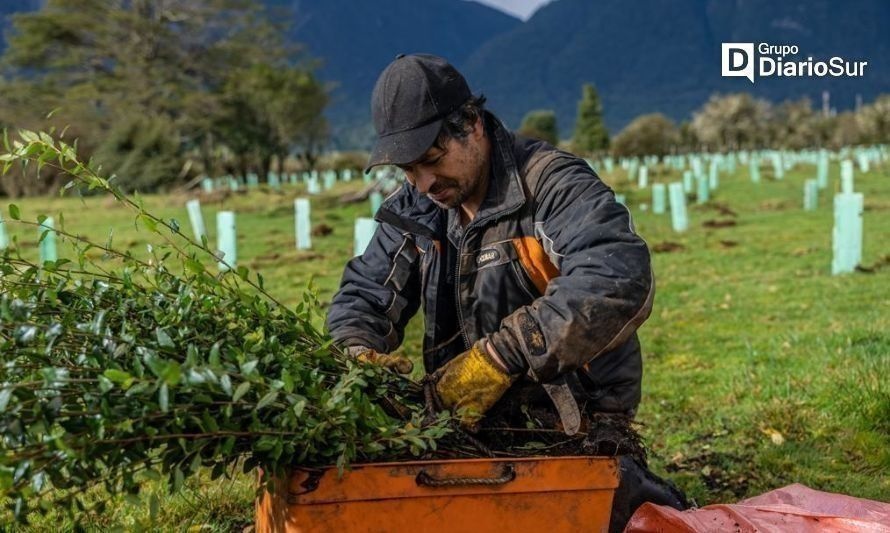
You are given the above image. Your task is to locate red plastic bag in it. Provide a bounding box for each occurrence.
[625,483,890,532]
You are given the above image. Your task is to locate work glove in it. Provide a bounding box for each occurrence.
[433,341,516,429]
[347,346,414,375]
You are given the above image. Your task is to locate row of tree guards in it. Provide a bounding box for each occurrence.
[600,146,882,275]
[183,196,382,271]
[0,146,881,275]
[199,168,371,195]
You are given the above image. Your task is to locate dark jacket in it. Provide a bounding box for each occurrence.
[327,112,653,425]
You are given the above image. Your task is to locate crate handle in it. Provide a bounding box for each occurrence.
[415,463,516,487]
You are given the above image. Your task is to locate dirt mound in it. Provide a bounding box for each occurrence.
[703,219,736,228]
[312,223,333,236]
[653,242,686,253]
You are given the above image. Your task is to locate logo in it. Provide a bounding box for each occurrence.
[722,42,868,83]
[476,249,501,268]
[722,43,755,83]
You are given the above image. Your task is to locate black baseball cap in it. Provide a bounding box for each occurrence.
[365,54,472,173]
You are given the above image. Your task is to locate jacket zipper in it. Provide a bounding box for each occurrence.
[453,200,526,352]
[454,231,471,351]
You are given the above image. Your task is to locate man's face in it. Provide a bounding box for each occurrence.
[397,118,488,210]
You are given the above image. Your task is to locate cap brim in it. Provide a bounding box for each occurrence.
[364,119,442,174]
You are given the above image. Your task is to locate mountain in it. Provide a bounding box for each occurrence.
[269,0,521,147]
[2,1,886,145]
[461,0,890,134]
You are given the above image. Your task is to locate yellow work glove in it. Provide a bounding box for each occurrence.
[349,346,414,375]
[434,341,516,429]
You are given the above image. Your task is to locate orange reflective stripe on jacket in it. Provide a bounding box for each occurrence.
[512,236,559,294]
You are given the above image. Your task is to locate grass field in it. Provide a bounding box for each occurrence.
[4,156,889,530]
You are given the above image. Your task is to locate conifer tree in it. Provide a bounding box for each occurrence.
[573,84,609,154]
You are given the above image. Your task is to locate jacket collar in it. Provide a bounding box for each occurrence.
[377,111,527,242]
[456,111,527,228]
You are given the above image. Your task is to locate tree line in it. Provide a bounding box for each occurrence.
[0,0,328,197]
[1,2,887,198]
[520,85,890,158]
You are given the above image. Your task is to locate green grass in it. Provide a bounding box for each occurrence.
[4,158,889,528]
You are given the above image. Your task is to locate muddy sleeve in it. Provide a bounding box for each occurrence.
[488,159,653,382]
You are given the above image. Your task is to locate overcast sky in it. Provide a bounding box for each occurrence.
[471,0,553,20]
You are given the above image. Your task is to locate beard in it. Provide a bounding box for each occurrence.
[425,139,488,210]
[427,178,472,209]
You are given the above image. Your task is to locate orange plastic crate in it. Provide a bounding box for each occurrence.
[256,456,619,532]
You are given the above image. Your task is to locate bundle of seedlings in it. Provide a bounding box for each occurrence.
[0,129,455,522]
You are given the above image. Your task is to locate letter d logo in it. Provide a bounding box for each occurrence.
[722,43,755,83]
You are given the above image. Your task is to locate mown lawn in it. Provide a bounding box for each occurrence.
[3,155,888,530]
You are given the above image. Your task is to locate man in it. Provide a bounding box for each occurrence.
[327,54,686,530]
